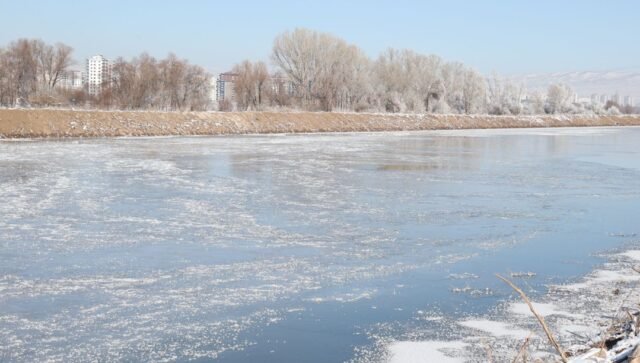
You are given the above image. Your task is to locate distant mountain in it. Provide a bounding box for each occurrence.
[510,69,640,102]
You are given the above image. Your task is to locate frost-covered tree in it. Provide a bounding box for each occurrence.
[486,74,505,115]
[460,68,486,114]
[545,83,573,114]
[372,48,411,112]
[414,53,444,112]
[441,62,465,113]
[522,91,546,115]
[486,74,524,115]
[373,49,446,113]
[606,105,622,115]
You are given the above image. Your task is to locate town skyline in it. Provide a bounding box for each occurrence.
[49,49,640,108]
[1,33,638,112]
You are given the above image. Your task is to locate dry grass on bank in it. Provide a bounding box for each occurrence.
[0,109,639,138]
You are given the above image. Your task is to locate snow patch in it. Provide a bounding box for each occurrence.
[509,302,580,319]
[620,250,640,262]
[388,341,466,363]
[458,319,531,339]
[563,269,640,290]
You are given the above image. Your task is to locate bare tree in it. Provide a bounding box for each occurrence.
[266,71,293,108]
[0,47,12,105]
[159,53,187,110]
[272,28,321,106]
[7,39,38,103]
[320,42,371,111]
[110,53,160,109]
[37,42,74,92]
[1,34,573,116]
[232,60,269,110]
[0,37,217,110]
[110,57,134,108]
[111,52,211,111]
[181,63,211,111]
[0,38,75,106]
[272,28,369,111]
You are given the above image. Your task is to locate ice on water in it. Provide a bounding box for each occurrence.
[1,128,640,362]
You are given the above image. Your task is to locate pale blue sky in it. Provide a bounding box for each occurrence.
[1,0,638,75]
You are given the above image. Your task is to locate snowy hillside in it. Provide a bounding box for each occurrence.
[510,69,640,103]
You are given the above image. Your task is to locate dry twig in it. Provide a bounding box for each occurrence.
[511,332,533,363]
[630,345,640,363]
[496,274,568,362]
[482,338,495,363]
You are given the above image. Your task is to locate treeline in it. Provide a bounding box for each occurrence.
[0,39,212,111]
[0,39,74,106]
[232,28,633,115]
[1,33,636,114]
[103,53,211,111]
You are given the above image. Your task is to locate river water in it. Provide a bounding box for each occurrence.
[1,127,639,362]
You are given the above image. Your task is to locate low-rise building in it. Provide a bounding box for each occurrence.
[56,70,84,91]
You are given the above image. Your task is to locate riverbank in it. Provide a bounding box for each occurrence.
[1,109,640,138]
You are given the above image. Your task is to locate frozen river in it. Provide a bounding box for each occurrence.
[1,127,640,362]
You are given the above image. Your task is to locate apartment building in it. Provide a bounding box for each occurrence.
[85,55,111,96]
[216,72,238,102]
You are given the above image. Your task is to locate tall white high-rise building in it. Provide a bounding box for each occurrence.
[611,93,621,105]
[85,55,111,96]
[209,77,218,105]
[623,96,634,107]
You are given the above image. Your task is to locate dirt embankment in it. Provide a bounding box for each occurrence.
[0,109,639,138]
